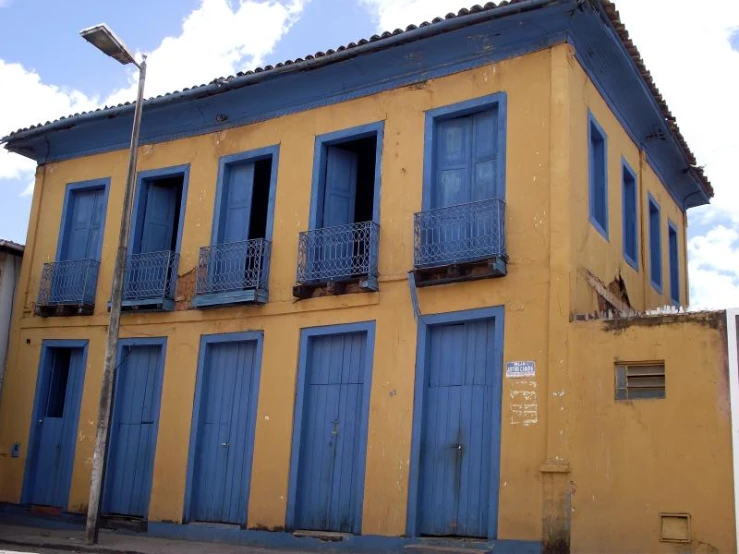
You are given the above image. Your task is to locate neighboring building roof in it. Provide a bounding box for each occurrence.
[0,0,712,199]
[0,239,24,256]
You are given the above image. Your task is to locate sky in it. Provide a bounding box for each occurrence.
[0,0,737,309]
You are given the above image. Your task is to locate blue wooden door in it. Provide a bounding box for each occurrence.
[432,109,499,264]
[418,319,500,538]
[294,332,367,533]
[319,147,358,277]
[54,187,105,302]
[189,340,259,524]
[103,344,164,518]
[25,347,85,508]
[213,162,255,287]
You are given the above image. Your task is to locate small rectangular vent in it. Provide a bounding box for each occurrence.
[660,513,690,543]
[615,361,665,400]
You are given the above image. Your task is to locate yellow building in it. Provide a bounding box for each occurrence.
[0,1,733,553]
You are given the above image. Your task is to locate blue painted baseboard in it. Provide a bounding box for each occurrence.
[0,504,541,553]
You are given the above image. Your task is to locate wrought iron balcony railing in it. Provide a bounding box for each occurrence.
[296,221,379,286]
[36,259,100,315]
[414,197,506,269]
[122,250,179,307]
[194,238,271,306]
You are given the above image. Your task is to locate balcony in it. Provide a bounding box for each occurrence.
[121,251,179,311]
[35,259,100,316]
[192,238,271,308]
[413,197,507,286]
[294,221,379,299]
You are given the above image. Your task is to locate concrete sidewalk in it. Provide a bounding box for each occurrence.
[0,524,310,554]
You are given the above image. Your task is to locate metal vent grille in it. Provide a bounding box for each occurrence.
[615,362,666,400]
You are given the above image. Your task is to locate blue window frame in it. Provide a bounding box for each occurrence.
[588,112,608,239]
[193,147,279,307]
[36,179,110,314]
[668,220,680,304]
[296,123,383,290]
[421,93,507,209]
[648,194,662,292]
[621,159,638,270]
[123,165,190,310]
[414,93,507,274]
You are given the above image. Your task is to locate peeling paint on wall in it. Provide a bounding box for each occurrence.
[510,379,538,426]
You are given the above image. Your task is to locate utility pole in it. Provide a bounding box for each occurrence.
[79,24,147,544]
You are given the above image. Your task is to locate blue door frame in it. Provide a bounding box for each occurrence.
[406,306,504,539]
[183,331,264,525]
[286,321,376,534]
[102,337,167,519]
[22,340,89,509]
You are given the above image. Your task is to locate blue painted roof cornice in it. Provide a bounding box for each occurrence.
[1,0,710,209]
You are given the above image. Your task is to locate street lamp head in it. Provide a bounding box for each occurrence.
[80,23,137,66]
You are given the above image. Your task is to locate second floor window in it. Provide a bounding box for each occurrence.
[648,194,662,292]
[622,160,638,270]
[668,221,680,304]
[588,113,608,239]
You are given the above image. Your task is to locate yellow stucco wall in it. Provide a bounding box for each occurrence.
[0,40,728,552]
[567,53,689,314]
[568,313,734,553]
[0,46,558,541]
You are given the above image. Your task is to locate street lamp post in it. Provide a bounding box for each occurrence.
[79,24,147,544]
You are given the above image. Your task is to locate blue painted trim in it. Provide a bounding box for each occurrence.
[286,321,376,534]
[54,178,111,263]
[667,219,680,305]
[101,336,167,519]
[406,305,505,539]
[421,92,507,210]
[183,331,264,524]
[210,145,280,244]
[0,505,542,553]
[587,111,609,240]
[129,164,190,255]
[147,520,542,553]
[5,3,707,212]
[21,339,89,509]
[621,157,638,271]
[308,122,385,229]
[647,193,662,294]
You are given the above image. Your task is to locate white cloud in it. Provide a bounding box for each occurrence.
[105,0,307,106]
[358,0,463,31]
[1,0,307,197]
[688,225,739,309]
[0,60,99,182]
[19,180,34,197]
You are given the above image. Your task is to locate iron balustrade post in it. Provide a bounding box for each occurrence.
[85,56,147,544]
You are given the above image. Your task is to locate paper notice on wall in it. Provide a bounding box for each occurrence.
[506,361,535,378]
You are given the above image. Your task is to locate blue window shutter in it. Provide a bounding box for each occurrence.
[322,146,358,227]
[219,161,255,244]
[63,188,105,261]
[434,117,471,209]
[622,164,638,269]
[140,183,178,253]
[668,223,679,303]
[648,196,662,291]
[589,115,608,238]
[471,108,499,201]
